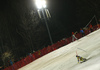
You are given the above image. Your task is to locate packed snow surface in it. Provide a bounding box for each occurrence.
[19,29,100,70]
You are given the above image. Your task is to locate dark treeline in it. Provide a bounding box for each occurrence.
[0,0,100,67]
[0,0,47,67]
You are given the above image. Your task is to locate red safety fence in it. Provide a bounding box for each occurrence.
[3,25,99,70]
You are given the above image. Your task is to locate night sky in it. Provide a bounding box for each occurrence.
[0,0,100,66]
[48,0,77,30]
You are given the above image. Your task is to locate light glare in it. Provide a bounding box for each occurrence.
[35,0,46,9]
[42,0,46,8]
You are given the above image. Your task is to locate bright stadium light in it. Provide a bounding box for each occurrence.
[42,0,46,8]
[35,0,53,45]
[35,0,46,9]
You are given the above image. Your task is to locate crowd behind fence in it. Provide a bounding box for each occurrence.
[3,25,99,70]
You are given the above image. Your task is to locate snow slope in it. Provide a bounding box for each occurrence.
[19,29,100,70]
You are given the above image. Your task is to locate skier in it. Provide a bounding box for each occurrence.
[76,55,86,63]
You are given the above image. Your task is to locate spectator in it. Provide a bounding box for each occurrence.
[33,50,35,53]
[97,23,100,29]
[0,66,4,70]
[80,28,85,37]
[72,32,78,42]
[10,60,13,65]
[29,53,34,62]
[89,24,93,32]
[10,60,14,70]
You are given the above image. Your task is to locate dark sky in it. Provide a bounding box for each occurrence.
[48,0,76,26]
[47,0,100,32]
[47,0,83,32]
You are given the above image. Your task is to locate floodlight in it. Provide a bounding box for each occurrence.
[35,0,46,9]
[42,0,46,8]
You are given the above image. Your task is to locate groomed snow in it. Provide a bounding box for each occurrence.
[19,29,100,70]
